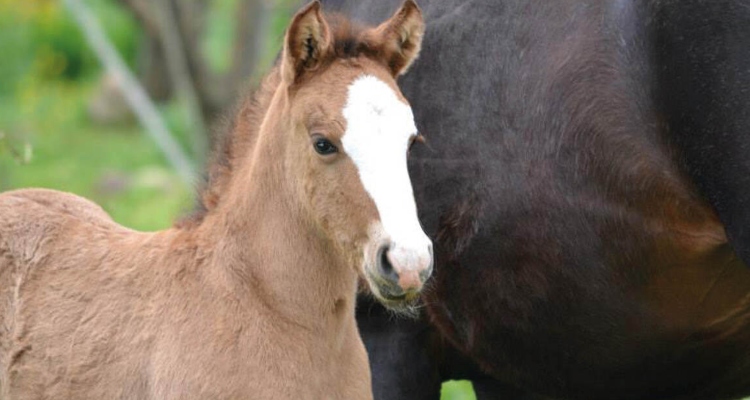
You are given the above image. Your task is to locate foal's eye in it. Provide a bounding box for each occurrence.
[313,137,338,155]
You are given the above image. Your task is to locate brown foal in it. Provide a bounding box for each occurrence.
[0,1,430,398]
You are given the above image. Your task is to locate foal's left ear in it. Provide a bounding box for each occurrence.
[370,0,425,76]
[282,1,331,83]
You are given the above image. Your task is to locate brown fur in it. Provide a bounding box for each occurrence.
[0,1,425,398]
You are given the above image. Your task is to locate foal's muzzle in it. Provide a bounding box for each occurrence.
[373,241,433,300]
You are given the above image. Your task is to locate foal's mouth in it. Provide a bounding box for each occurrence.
[372,281,415,302]
[364,258,423,313]
[367,280,421,316]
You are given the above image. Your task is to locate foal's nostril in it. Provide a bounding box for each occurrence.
[378,246,399,285]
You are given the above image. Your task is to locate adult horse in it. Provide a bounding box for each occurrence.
[0,1,432,398]
[325,0,750,399]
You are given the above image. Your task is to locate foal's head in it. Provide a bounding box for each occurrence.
[267,0,432,309]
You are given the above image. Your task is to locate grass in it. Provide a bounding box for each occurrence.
[442,381,477,400]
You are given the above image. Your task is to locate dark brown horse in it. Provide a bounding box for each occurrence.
[0,2,432,398]
[324,1,750,399]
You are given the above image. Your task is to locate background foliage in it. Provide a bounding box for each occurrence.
[0,0,187,229]
[0,1,475,398]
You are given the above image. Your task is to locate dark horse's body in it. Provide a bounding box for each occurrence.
[323,0,750,399]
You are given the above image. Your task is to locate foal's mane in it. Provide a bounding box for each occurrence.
[177,15,384,229]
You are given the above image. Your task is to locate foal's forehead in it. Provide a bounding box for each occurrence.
[342,74,417,150]
[299,60,415,140]
[298,60,401,107]
[343,75,415,132]
[344,61,409,104]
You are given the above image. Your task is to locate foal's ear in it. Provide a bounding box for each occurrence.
[371,0,425,76]
[282,1,331,83]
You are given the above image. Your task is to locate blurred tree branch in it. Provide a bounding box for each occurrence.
[62,0,197,185]
[0,130,32,191]
[0,131,32,165]
[227,0,273,97]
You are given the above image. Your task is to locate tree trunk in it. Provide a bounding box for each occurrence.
[153,0,208,164]
[120,0,274,121]
[136,31,171,101]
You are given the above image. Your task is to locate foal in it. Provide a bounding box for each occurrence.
[0,1,430,398]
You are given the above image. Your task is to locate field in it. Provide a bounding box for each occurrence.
[0,0,476,398]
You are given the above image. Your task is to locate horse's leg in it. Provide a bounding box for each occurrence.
[437,342,553,400]
[356,294,555,400]
[356,295,442,400]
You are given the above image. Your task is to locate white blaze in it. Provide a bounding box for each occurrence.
[341,75,429,250]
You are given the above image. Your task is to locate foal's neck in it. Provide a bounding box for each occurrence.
[198,95,359,332]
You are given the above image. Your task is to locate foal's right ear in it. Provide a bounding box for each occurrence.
[281,1,331,84]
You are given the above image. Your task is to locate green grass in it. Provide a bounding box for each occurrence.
[442,381,477,400]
